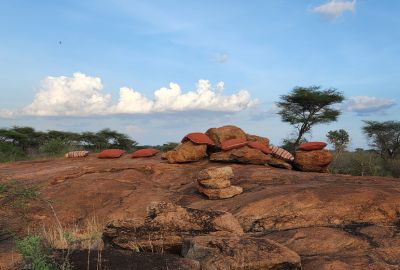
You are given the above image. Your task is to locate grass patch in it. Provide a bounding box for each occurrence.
[0,181,40,210]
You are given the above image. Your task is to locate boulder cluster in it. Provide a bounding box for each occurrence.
[164,125,333,173]
[196,166,243,199]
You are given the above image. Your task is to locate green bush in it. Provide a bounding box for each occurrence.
[0,142,25,162]
[331,150,399,178]
[39,139,72,157]
[16,235,56,270]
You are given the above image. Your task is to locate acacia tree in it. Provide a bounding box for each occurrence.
[327,129,350,153]
[277,86,344,149]
[362,120,400,159]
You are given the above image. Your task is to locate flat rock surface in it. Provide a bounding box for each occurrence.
[1,155,400,269]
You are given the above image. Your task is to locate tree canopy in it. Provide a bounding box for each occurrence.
[0,126,138,162]
[362,120,400,159]
[327,129,350,152]
[276,86,344,148]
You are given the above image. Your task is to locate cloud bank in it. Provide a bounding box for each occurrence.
[312,0,356,19]
[3,72,257,117]
[344,96,396,114]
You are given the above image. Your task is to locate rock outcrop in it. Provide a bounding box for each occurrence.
[182,235,301,270]
[103,202,243,253]
[210,146,271,165]
[165,141,207,163]
[294,149,333,172]
[3,153,400,269]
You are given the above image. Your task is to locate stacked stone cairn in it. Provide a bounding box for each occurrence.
[294,142,333,173]
[196,166,243,199]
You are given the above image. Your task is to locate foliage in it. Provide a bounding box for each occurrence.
[327,129,349,152]
[16,235,57,270]
[40,139,73,157]
[362,120,400,159]
[0,126,138,162]
[277,86,344,148]
[327,129,350,165]
[0,141,25,162]
[330,149,399,178]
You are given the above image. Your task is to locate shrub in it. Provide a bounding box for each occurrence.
[16,235,56,270]
[0,141,25,162]
[40,139,72,157]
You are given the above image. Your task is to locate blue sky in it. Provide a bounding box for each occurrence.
[0,0,399,148]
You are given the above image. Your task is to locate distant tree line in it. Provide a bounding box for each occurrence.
[0,127,138,162]
[0,126,181,162]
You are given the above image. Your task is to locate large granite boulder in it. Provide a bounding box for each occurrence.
[294,149,333,172]
[206,125,247,147]
[210,146,270,165]
[165,141,207,163]
[182,235,301,270]
[103,202,243,253]
[246,134,270,148]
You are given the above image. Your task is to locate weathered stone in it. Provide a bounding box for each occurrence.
[294,149,333,172]
[267,157,292,170]
[103,203,243,253]
[165,141,207,163]
[198,185,243,199]
[246,134,270,148]
[205,125,247,147]
[198,178,231,189]
[197,166,234,180]
[210,146,270,165]
[181,235,302,270]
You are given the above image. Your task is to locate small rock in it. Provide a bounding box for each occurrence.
[198,178,231,189]
[198,185,243,199]
[197,166,234,180]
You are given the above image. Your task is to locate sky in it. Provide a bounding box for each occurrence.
[0,0,399,148]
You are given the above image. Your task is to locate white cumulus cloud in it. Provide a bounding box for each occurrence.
[312,0,356,19]
[344,96,396,114]
[23,72,111,116]
[3,72,257,117]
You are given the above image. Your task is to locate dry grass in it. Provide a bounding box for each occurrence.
[42,215,104,251]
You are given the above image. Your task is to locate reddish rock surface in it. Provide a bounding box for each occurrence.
[1,155,400,269]
[294,149,333,172]
[299,141,327,151]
